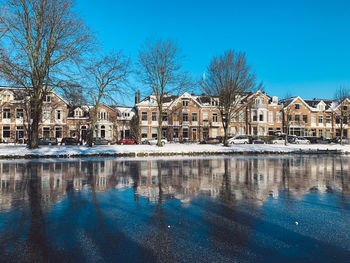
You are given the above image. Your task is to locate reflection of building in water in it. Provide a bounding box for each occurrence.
[0,156,349,210]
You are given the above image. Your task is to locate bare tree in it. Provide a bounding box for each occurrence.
[202,50,260,146]
[84,51,129,146]
[130,113,140,142]
[333,86,350,145]
[137,39,190,146]
[0,0,91,148]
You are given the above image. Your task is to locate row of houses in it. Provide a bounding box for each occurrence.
[0,87,135,143]
[0,86,349,143]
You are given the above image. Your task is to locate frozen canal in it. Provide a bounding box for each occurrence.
[0,155,349,263]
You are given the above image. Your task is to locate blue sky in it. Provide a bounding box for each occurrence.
[75,0,350,106]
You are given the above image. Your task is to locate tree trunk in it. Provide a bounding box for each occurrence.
[88,108,98,147]
[223,122,229,146]
[29,99,41,149]
[157,105,163,147]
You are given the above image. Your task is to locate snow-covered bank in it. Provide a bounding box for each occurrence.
[0,143,347,159]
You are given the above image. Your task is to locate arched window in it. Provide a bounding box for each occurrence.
[101,125,105,138]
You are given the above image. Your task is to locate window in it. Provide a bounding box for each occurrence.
[162,112,168,121]
[74,109,82,117]
[259,112,264,121]
[16,108,24,119]
[303,115,308,123]
[2,94,11,102]
[16,126,24,139]
[255,98,261,104]
[318,116,323,124]
[295,114,300,121]
[212,128,218,137]
[276,112,282,123]
[43,108,51,122]
[43,95,51,102]
[55,127,62,138]
[151,128,157,138]
[182,100,189,107]
[311,115,316,124]
[183,128,189,138]
[239,111,245,122]
[101,125,105,138]
[172,112,179,121]
[319,129,323,137]
[287,114,292,121]
[2,126,10,138]
[343,106,348,111]
[268,112,273,123]
[99,111,108,120]
[192,112,198,122]
[182,112,188,122]
[252,111,257,121]
[141,127,148,138]
[295,104,300,110]
[43,127,50,138]
[55,110,62,121]
[141,112,148,121]
[152,112,157,121]
[326,116,331,124]
[212,113,218,122]
[173,127,179,138]
[268,127,274,136]
[203,112,208,121]
[2,108,10,119]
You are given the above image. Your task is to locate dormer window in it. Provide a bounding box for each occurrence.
[2,94,11,102]
[319,105,325,111]
[74,109,82,117]
[43,95,51,103]
[99,111,109,120]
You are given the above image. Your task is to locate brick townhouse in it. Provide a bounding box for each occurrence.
[0,86,134,143]
[135,90,284,141]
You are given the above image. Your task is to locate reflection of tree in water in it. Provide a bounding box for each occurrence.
[206,158,256,260]
[26,162,49,263]
[142,160,175,263]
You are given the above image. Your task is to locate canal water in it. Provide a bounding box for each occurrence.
[0,155,349,263]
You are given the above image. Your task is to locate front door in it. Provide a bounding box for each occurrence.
[192,128,197,142]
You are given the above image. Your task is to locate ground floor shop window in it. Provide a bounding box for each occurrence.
[43,127,50,138]
[3,126,10,138]
[16,126,24,140]
[55,127,62,138]
[141,127,148,138]
[183,128,189,138]
[173,128,179,139]
[151,128,157,138]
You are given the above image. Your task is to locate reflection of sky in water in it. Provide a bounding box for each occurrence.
[0,156,349,262]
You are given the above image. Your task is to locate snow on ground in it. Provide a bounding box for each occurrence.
[0,143,348,158]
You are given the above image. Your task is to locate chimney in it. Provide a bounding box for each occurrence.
[135,92,138,104]
[137,90,140,103]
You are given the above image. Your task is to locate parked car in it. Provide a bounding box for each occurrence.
[292,137,310,144]
[38,137,58,145]
[271,137,285,144]
[147,138,167,146]
[252,138,265,144]
[332,136,350,144]
[61,137,80,145]
[315,137,331,144]
[201,137,220,144]
[228,135,249,144]
[118,139,136,145]
[92,137,112,145]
